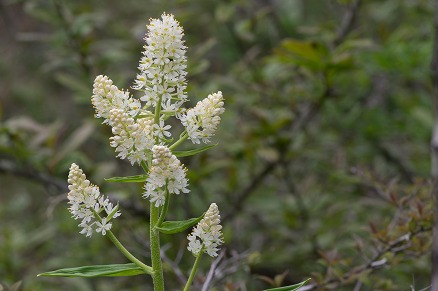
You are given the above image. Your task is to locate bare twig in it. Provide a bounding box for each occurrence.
[201,249,226,291]
[299,228,431,291]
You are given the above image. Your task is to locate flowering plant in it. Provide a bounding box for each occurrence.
[38,13,225,291]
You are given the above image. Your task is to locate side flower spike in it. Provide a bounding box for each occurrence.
[187,203,223,257]
[143,145,189,207]
[108,109,155,165]
[180,91,225,144]
[92,75,142,124]
[67,163,121,237]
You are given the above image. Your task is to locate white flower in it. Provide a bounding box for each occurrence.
[143,145,189,207]
[180,91,225,144]
[92,75,141,125]
[67,163,121,237]
[133,13,188,112]
[187,203,223,257]
[108,109,155,165]
[95,218,112,236]
[153,119,172,140]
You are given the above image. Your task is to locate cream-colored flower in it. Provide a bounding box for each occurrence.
[187,203,223,257]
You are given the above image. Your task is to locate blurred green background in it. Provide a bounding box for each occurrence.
[0,0,434,290]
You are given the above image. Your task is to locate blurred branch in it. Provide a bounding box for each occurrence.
[300,227,431,291]
[0,159,67,193]
[431,0,438,289]
[333,0,361,47]
[201,249,226,291]
[222,160,278,223]
[51,0,92,76]
[223,0,362,223]
[0,1,15,38]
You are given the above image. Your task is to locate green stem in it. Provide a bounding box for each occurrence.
[169,132,188,151]
[154,96,163,134]
[183,247,204,291]
[149,89,165,291]
[106,230,154,276]
[150,203,165,290]
[156,188,170,227]
[90,210,153,275]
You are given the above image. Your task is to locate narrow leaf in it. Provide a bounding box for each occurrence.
[264,279,310,291]
[37,263,146,278]
[105,174,148,183]
[155,214,205,234]
[173,144,217,157]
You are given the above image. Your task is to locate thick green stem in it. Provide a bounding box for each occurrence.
[183,248,204,291]
[150,203,165,290]
[156,189,170,227]
[106,230,154,276]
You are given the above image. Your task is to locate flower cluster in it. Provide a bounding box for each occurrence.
[187,203,223,257]
[108,109,155,165]
[143,145,189,207]
[133,13,188,112]
[92,75,141,124]
[180,91,225,144]
[67,163,121,237]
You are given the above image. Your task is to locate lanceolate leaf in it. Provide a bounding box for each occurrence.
[173,144,217,157]
[37,263,146,278]
[105,174,148,183]
[155,214,205,234]
[264,279,310,291]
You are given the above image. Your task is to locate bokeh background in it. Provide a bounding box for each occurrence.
[0,0,434,290]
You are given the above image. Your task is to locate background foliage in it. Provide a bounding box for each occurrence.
[0,0,434,290]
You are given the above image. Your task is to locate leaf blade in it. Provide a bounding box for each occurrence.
[105,174,148,183]
[155,214,205,234]
[173,144,217,157]
[37,263,146,278]
[264,279,310,291]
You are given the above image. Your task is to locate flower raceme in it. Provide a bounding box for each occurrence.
[90,13,224,166]
[187,203,223,257]
[180,91,225,144]
[92,75,142,125]
[144,145,189,207]
[108,109,155,165]
[67,163,121,237]
[133,13,188,112]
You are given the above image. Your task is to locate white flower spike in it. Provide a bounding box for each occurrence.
[134,13,188,112]
[181,91,225,144]
[187,203,223,257]
[67,163,121,237]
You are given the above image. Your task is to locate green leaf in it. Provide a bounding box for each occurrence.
[264,279,310,291]
[173,144,217,157]
[105,174,148,183]
[155,214,205,234]
[37,263,146,278]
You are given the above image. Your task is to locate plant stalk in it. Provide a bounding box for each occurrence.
[183,247,204,291]
[150,203,165,290]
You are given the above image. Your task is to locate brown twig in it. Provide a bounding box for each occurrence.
[300,227,431,291]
